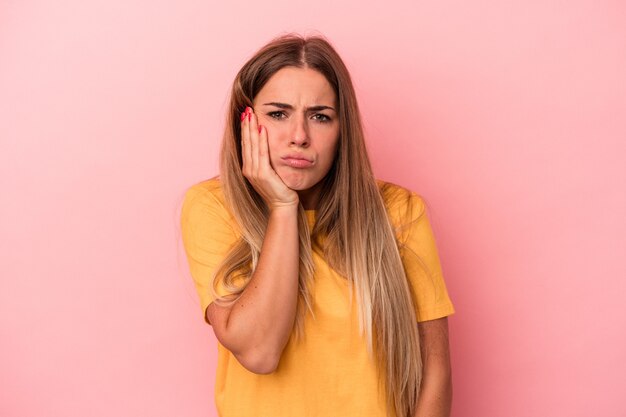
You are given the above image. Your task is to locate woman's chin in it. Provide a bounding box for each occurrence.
[276,171,309,191]
[282,179,308,191]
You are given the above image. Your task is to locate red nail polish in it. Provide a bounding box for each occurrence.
[258,125,262,133]
[240,112,245,121]
[245,106,251,114]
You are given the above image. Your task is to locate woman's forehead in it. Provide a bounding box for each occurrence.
[255,67,336,107]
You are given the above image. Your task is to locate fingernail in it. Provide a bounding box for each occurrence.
[245,106,251,114]
[240,112,245,121]
[258,125,262,133]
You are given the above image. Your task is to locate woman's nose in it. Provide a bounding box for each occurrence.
[290,114,309,147]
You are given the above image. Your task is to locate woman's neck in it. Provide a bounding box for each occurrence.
[297,183,323,210]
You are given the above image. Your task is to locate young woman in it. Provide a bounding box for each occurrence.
[181,33,455,417]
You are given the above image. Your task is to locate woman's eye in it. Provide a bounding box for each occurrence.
[267,111,331,123]
[268,111,286,120]
[313,114,331,123]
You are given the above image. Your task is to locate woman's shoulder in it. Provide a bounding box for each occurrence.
[375,179,426,211]
[375,179,428,233]
[184,176,224,200]
[182,176,229,215]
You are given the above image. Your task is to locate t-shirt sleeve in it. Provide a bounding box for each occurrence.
[397,193,455,322]
[180,184,239,324]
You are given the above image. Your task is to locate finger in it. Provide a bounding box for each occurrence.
[241,110,251,177]
[248,108,260,176]
[258,125,279,184]
[258,124,272,172]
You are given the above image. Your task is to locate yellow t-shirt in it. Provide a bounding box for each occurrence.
[180,177,454,417]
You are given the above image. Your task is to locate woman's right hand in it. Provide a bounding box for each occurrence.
[240,106,299,211]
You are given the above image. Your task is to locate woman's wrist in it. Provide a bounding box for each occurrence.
[268,201,299,214]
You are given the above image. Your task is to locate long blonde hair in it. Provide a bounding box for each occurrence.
[213,33,422,417]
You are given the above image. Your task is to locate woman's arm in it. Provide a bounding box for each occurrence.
[207,107,301,374]
[207,205,299,374]
[414,317,453,417]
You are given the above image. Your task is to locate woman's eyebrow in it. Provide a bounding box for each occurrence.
[262,102,336,112]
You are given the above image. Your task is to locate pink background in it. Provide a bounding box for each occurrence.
[1,1,625,416]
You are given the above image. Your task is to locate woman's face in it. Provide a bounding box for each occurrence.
[252,66,340,209]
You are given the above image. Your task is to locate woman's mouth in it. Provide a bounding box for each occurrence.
[281,155,313,168]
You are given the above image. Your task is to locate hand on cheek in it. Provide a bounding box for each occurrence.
[240,107,298,210]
